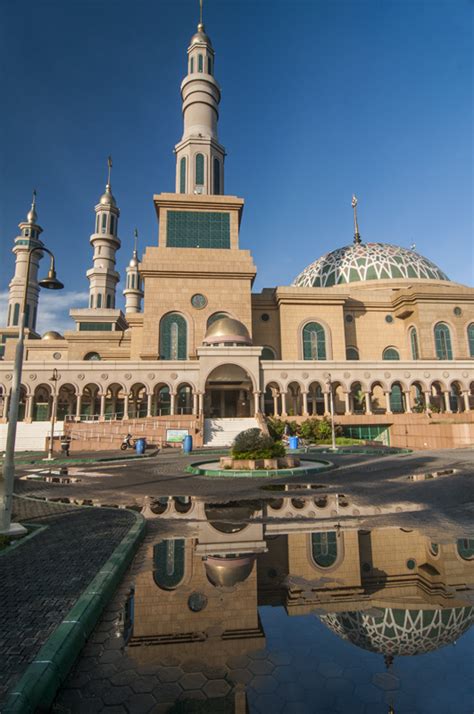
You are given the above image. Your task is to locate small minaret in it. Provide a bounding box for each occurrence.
[86,157,121,309]
[7,191,44,332]
[174,2,225,195]
[123,229,143,315]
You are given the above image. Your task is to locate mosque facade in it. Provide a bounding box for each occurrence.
[0,15,473,450]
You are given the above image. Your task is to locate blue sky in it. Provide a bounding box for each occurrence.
[1,0,472,333]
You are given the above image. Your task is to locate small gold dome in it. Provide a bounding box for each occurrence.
[42,331,64,340]
[204,555,256,587]
[203,317,252,345]
[191,23,212,47]
[99,185,116,207]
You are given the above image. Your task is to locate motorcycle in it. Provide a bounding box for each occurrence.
[120,434,136,451]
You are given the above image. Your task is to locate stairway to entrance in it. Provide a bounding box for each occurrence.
[203,417,259,448]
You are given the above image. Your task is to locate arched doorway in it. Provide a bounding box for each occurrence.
[204,364,253,418]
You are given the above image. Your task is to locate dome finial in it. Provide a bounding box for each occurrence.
[198,0,204,29]
[133,227,138,257]
[26,189,38,224]
[352,194,362,244]
[99,156,117,206]
[106,155,112,190]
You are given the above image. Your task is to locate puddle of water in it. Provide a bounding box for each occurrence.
[59,497,474,713]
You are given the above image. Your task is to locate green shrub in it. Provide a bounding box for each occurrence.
[267,418,298,439]
[232,428,286,459]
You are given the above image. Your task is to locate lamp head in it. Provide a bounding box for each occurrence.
[39,268,64,290]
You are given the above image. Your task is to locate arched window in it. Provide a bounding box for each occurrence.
[213,158,220,195]
[179,156,186,193]
[111,214,116,235]
[261,347,276,360]
[383,347,400,360]
[467,323,474,357]
[101,213,107,233]
[434,322,453,360]
[409,327,419,360]
[311,532,338,568]
[457,538,474,560]
[32,305,37,330]
[303,322,326,360]
[208,56,212,74]
[84,352,101,361]
[160,313,187,360]
[198,54,203,72]
[389,383,405,413]
[346,346,359,360]
[207,312,229,327]
[96,215,100,233]
[7,304,11,325]
[156,385,171,415]
[189,56,194,73]
[195,153,204,186]
[177,384,193,414]
[106,294,112,308]
[153,539,185,589]
[12,303,20,326]
[97,294,102,308]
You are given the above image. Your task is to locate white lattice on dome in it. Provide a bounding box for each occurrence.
[292,243,450,287]
[319,607,473,656]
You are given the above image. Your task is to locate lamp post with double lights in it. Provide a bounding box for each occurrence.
[0,246,63,535]
[326,373,337,451]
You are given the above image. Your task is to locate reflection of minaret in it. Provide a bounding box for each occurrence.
[86,157,121,309]
[174,3,225,195]
[7,191,44,332]
[123,229,143,314]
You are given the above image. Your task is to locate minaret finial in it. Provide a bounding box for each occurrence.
[107,155,112,187]
[199,0,203,27]
[26,189,38,224]
[133,228,138,255]
[352,194,361,244]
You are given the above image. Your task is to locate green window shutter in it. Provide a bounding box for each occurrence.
[195,154,204,185]
[390,383,404,412]
[79,323,113,332]
[13,303,20,326]
[434,323,452,360]
[160,313,187,360]
[410,328,419,360]
[167,211,230,249]
[346,347,359,360]
[180,157,186,193]
[468,323,474,357]
[190,57,194,73]
[303,322,326,360]
[383,347,400,360]
[198,54,203,72]
[213,158,220,194]
[261,347,276,359]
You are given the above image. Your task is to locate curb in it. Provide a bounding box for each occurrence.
[3,509,146,713]
[6,448,159,467]
[186,457,334,478]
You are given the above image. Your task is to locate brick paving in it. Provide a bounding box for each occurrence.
[0,497,137,705]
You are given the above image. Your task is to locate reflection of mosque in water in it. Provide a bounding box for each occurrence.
[129,500,473,673]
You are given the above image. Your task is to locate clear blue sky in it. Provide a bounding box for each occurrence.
[1,0,472,333]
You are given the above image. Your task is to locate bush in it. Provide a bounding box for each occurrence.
[299,418,342,444]
[267,418,298,440]
[232,428,286,459]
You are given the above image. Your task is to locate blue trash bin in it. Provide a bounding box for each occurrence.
[135,438,145,455]
[183,434,193,453]
[289,436,299,450]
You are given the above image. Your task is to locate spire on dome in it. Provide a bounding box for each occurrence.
[26,189,38,224]
[99,156,116,207]
[352,195,361,245]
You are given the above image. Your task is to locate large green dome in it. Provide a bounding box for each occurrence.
[292,242,450,288]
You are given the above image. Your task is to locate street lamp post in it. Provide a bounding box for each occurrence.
[0,246,63,535]
[326,373,337,451]
[46,368,59,460]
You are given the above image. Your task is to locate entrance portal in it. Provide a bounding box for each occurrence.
[204,364,253,418]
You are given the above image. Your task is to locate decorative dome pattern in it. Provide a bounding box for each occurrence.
[293,243,450,287]
[319,607,473,656]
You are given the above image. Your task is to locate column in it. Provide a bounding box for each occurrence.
[323,391,330,416]
[404,391,412,413]
[443,391,452,413]
[198,392,204,416]
[260,392,265,413]
[424,391,431,410]
[281,391,287,417]
[462,391,470,412]
[99,394,106,420]
[147,393,153,417]
[364,391,372,415]
[25,394,33,422]
[384,391,392,415]
[344,392,352,416]
[123,393,129,420]
[192,392,198,416]
[253,391,260,416]
[170,392,176,415]
[273,394,279,417]
[75,394,82,420]
[302,391,309,417]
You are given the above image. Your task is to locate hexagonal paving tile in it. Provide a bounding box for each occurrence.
[202,665,228,680]
[248,658,275,676]
[181,659,206,673]
[124,692,156,713]
[177,689,207,702]
[372,672,400,691]
[268,650,292,667]
[179,672,207,690]
[228,668,253,685]
[324,676,355,695]
[203,679,231,698]
[101,685,133,706]
[110,670,138,687]
[226,654,250,669]
[254,692,285,713]
[249,648,270,660]
[157,666,183,683]
[250,675,278,694]
[130,677,157,694]
[343,665,372,684]
[354,682,384,704]
[318,661,344,678]
[152,683,183,703]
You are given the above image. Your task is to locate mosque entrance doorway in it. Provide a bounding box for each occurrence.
[204,364,253,418]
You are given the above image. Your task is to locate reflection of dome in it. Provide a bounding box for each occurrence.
[204,502,256,532]
[204,555,256,587]
[293,243,450,288]
[42,331,64,340]
[319,607,474,656]
[203,317,252,346]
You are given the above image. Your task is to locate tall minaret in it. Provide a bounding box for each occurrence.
[123,229,143,314]
[174,3,225,195]
[7,191,44,332]
[86,157,121,309]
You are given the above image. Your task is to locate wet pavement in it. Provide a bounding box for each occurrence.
[53,493,474,714]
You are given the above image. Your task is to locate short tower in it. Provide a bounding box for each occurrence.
[174,11,225,195]
[123,229,143,314]
[86,157,121,309]
[7,191,44,332]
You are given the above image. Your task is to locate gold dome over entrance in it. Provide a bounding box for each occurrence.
[203,317,252,346]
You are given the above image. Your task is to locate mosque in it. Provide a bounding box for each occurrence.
[0,12,473,451]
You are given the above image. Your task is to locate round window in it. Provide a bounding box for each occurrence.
[191,293,207,309]
[406,558,417,570]
[345,314,354,323]
[188,592,208,612]
[261,313,270,322]
[385,315,394,323]
[53,352,62,360]
[453,307,462,316]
